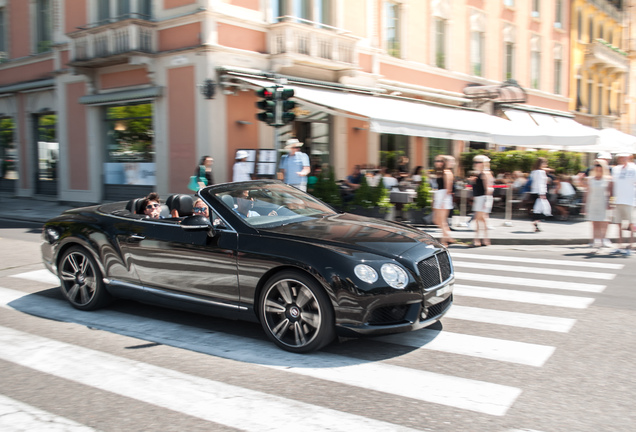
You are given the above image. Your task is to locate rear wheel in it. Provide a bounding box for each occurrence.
[58,246,111,310]
[259,271,335,353]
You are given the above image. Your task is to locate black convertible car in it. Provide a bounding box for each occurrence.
[42,180,454,353]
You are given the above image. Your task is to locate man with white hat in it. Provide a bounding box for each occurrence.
[610,152,636,255]
[233,150,252,182]
[278,138,310,191]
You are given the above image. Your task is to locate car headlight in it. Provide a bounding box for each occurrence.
[381,263,408,289]
[354,264,378,284]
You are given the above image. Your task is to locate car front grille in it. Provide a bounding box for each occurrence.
[422,295,453,321]
[417,251,452,289]
[368,304,409,325]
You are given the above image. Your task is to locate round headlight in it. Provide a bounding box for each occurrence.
[354,264,378,284]
[381,263,409,289]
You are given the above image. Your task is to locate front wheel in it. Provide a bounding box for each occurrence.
[258,271,335,353]
[58,246,111,311]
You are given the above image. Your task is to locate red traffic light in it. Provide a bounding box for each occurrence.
[256,87,276,99]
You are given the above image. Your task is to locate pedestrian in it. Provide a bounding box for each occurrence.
[233,150,252,182]
[529,157,550,232]
[471,155,494,247]
[194,155,214,189]
[583,159,613,251]
[610,152,636,256]
[278,138,310,191]
[432,155,455,246]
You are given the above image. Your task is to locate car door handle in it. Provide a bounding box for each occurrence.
[129,234,145,241]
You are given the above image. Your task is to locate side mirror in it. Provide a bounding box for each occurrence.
[181,215,215,236]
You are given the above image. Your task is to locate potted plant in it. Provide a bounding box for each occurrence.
[402,179,432,225]
[348,176,395,220]
[312,167,343,211]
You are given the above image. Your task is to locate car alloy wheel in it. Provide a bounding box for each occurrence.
[58,246,110,311]
[259,271,334,353]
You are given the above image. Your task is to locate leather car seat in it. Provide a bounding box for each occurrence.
[168,194,194,217]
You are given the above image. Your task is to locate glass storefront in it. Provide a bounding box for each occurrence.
[104,103,155,187]
[35,114,58,195]
[380,133,409,171]
[0,117,17,192]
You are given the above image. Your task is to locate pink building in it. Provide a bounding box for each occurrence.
[0,1,606,202]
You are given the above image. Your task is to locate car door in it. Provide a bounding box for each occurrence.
[120,218,240,308]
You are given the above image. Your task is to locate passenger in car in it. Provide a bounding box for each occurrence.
[234,190,260,218]
[140,192,163,219]
[193,198,210,218]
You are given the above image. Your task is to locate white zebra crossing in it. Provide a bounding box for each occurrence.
[0,395,100,432]
[452,260,616,280]
[450,252,625,270]
[455,272,606,293]
[4,249,617,422]
[453,284,595,309]
[0,286,521,416]
[445,305,576,333]
[0,326,419,431]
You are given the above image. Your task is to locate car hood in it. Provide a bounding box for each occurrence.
[260,213,442,258]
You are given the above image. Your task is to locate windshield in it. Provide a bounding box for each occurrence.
[213,182,336,228]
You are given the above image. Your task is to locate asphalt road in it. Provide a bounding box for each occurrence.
[0,221,634,432]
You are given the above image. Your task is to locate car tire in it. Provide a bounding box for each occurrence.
[259,270,335,353]
[58,246,111,311]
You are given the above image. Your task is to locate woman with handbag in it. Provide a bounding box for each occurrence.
[530,157,550,232]
[188,156,214,191]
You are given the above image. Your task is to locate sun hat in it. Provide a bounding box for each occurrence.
[596,151,612,160]
[616,152,633,158]
[285,138,303,149]
[236,150,249,159]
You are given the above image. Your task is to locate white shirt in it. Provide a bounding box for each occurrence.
[233,161,251,182]
[382,175,398,189]
[612,162,636,205]
[530,169,547,195]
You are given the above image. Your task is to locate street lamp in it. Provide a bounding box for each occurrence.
[198,79,216,99]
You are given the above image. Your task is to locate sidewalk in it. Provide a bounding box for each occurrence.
[0,194,601,246]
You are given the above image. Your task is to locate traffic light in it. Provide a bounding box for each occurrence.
[280,88,296,125]
[256,87,277,125]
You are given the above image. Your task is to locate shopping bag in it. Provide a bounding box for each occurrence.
[187,175,200,192]
[533,197,552,216]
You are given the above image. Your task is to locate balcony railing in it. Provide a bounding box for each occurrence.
[585,39,628,73]
[68,19,156,66]
[268,18,359,70]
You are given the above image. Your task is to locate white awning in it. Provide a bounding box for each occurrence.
[503,110,599,148]
[566,127,636,154]
[237,77,590,146]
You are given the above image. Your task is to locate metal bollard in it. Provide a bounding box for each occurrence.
[504,185,513,227]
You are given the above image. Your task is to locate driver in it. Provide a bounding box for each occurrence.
[233,190,277,218]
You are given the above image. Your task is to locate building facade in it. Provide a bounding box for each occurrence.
[0,0,632,203]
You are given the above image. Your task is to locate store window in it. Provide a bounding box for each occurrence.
[0,117,17,190]
[104,103,155,187]
[35,114,58,195]
[380,134,408,172]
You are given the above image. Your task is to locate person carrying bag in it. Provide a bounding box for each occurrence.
[188,156,214,191]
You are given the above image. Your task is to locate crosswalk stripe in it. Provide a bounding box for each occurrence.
[0,394,100,432]
[455,271,606,293]
[450,252,624,270]
[0,326,420,432]
[374,330,555,366]
[10,269,59,286]
[454,285,595,309]
[452,260,615,280]
[445,305,576,333]
[0,287,521,416]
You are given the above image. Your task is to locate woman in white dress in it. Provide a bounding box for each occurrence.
[584,159,612,249]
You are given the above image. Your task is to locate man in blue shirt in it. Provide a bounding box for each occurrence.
[278,138,310,191]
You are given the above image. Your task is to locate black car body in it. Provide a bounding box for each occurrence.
[42,180,454,352]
